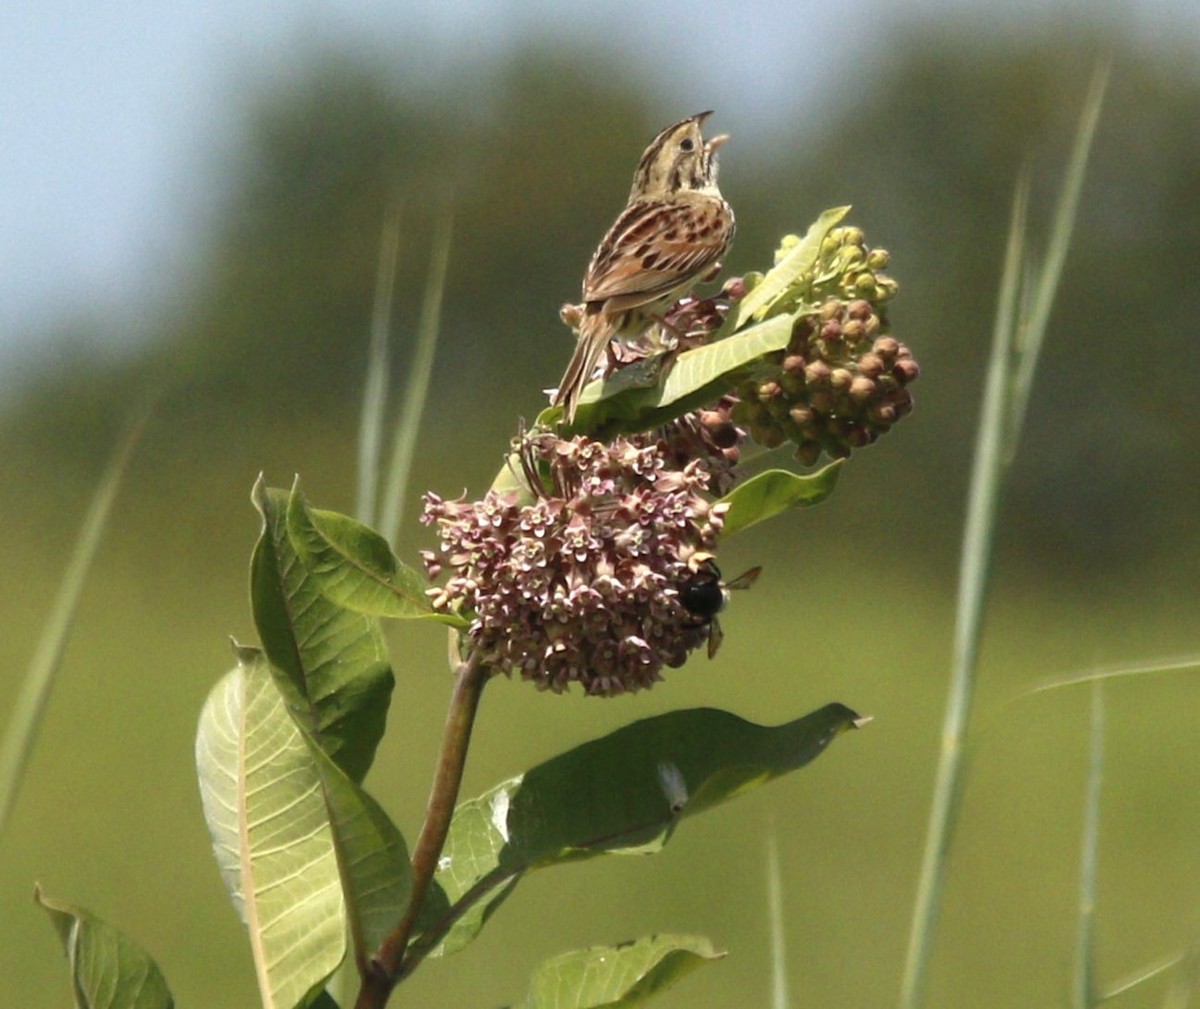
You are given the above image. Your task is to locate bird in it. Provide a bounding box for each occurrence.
[552,111,735,422]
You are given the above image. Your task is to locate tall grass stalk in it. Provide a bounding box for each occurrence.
[898,64,1109,1009]
[356,202,404,527]
[1006,64,1110,458]
[1072,681,1104,1009]
[0,410,148,837]
[378,210,453,547]
[766,825,790,1009]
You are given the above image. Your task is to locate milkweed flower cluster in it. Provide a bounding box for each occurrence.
[420,431,729,696]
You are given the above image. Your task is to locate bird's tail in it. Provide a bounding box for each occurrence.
[553,311,612,423]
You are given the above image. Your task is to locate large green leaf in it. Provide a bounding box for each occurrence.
[36,886,174,1009]
[252,479,393,783]
[717,461,844,537]
[517,935,723,1009]
[414,703,861,957]
[541,312,796,438]
[304,737,412,961]
[285,482,467,627]
[195,648,345,1009]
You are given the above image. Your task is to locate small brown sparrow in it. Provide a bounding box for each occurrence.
[553,111,735,421]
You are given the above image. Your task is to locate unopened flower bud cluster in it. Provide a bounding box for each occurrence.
[811,226,900,305]
[420,432,727,696]
[735,229,918,464]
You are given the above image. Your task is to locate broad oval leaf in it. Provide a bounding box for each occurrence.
[518,934,723,1009]
[304,737,412,960]
[36,886,174,1009]
[195,649,344,1009]
[252,478,394,783]
[285,482,466,626]
[415,703,861,958]
[717,460,844,537]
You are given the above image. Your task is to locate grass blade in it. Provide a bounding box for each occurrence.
[356,201,404,527]
[1163,945,1200,1009]
[1073,681,1104,1009]
[0,407,149,836]
[1024,655,1200,698]
[1096,951,1184,1002]
[898,176,1029,1009]
[766,824,790,1009]
[899,65,1108,1009]
[378,208,453,547]
[1007,61,1110,456]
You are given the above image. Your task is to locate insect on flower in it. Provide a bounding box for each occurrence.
[678,556,761,658]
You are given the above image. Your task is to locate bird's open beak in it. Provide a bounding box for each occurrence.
[705,133,730,152]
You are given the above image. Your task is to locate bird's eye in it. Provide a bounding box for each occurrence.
[679,138,695,152]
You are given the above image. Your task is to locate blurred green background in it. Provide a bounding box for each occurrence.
[3,4,1200,1007]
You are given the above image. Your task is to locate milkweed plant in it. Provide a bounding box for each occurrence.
[37,206,919,1009]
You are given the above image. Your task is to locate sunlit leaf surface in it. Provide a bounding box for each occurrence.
[37,886,174,1009]
[416,703,861,957]
[718,461,843,537]
[195,650,344,1009]
[518,934,723,1009]
[285,482,466,627]
[252,479,394,782]
[305,738,412,959]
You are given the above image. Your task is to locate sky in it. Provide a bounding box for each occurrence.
[3,0,1198,382]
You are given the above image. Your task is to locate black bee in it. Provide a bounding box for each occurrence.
[679,558,762,658]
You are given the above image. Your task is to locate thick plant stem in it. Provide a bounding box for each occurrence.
[356,648,487,1009]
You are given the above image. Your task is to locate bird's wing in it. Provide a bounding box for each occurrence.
[582,198,733,311]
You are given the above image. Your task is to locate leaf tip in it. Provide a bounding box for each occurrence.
[228,637,262,666]
[251,473,269,512]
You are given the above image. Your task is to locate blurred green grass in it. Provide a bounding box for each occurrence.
[3,26,1200,1009]
[4,499,1197,1008]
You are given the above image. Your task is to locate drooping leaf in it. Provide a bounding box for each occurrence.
[517,934,724,1009]
[252,478,393,782]
[36,886,174,1009]
[304,737,412,962]
[286,482,467,626]
[195,648,344,1009]
[414,703,862,957]
[717,461,843,537]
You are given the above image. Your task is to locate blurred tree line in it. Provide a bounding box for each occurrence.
[6,28,1197,583]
